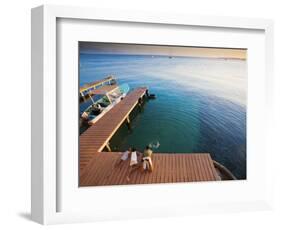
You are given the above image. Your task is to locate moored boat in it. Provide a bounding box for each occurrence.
[80,76,130,132]
[213,160,237,180]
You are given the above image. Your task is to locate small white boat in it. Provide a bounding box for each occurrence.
[80,82,130,127]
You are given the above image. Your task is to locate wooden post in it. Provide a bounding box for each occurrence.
[145,89,149,97]
[138,97,142,107]
[81,92,86,102]
[105,142,112,152]
[89,93,95,104]
[126,116,131,130]
[106,93,112,104]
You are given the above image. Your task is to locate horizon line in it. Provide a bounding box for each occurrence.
[80,51,247,60]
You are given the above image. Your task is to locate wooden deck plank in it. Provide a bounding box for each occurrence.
[184,154,190,181]
[195,155,201,181]
[190,154,199,181]
[171,154,176,183]
[116,159,129,185]
[200,154,212,181]
[103,152,122,185]
[95,154,111,186]
[176,154,183,182]
[199,154,207,181]
[165,154,172,183]
[179,154,185,182]
[197,154,206,181]
[84,154,105,185]
[157,155,164,183]
[154,155,161,183]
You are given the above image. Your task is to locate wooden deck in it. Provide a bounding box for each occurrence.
[80,87,147,171]
[80,152,220,186]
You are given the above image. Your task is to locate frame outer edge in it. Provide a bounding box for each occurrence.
[31,5,44,224]
[31,4,274,224]
[264,21,274,208]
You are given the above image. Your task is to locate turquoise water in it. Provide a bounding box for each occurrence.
[80,54,247,179]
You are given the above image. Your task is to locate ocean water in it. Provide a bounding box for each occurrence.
[80,53,247,179]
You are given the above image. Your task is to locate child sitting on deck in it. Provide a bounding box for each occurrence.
[114,147,132,168]
[126,148,143,181]
[142,146,154,172]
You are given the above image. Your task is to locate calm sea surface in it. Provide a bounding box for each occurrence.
[80,54,247,179]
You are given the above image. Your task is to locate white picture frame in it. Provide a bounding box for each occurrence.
[31,5,274,225]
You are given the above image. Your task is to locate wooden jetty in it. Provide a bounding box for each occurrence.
[80,87,148,171]
[79,87,221,186]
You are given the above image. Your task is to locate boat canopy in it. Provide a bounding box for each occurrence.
[80,76,116,95]
[88,85,118,96]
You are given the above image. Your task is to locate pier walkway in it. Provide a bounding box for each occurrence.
[80,87,147,171]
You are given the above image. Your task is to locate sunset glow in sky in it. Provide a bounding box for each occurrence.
[80,42,247,59]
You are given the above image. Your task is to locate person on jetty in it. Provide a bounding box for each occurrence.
[142,146,154,172]
[126,148,143,181]
[115,147,132,167]
[126,146,154,181]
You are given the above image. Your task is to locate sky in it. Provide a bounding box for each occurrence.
[79,42,247,59]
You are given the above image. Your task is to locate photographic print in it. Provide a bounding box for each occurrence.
[79,42,247,186]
